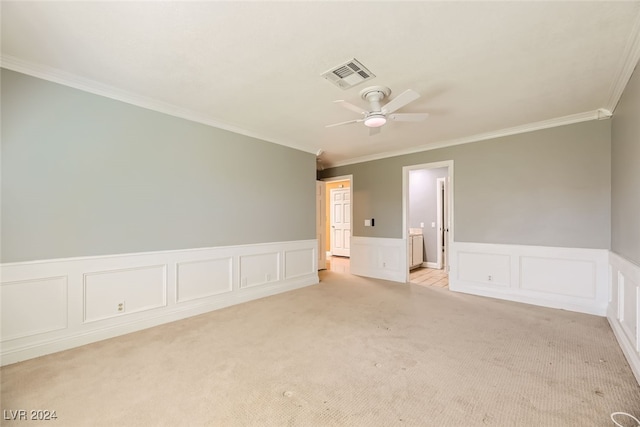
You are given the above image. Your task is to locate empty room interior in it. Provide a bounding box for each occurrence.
[2,2,640,426]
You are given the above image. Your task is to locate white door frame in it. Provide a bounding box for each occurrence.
[436,177,448,270]
[402,161,454,283]
[322,175,353,258]
[316,180,327,270]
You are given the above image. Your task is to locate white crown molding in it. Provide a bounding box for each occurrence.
[2,49,629,170]
[605,7,640,112]
[329,109,610,169]
[0,55,317,156]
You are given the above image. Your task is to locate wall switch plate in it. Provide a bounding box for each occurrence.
[432,222,436,228]
[420,222,424,228]
[364,219,371,226]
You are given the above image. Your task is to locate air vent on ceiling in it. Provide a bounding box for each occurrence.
[321,58,375,90]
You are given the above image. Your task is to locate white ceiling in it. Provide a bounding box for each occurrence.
[2,1,640,168]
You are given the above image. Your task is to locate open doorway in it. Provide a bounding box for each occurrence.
[321,175,352,274]
[402,161,453,286]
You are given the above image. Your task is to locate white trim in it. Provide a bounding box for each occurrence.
[322,175,353,184]
[436,177,446,270]
[329,110,609,168]
[425,262,439,269]
[2,55,623,171]
[403,161,454,283]
[3,56,619,170]
[0,55,316,156]
[449,242,609,316]
[608,251,640,385]
[0,240,318,366]
[1,240,310,268]
[605,10,640,112]
[316,181,327,270]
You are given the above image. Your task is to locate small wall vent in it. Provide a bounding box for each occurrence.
[321,58,375,90]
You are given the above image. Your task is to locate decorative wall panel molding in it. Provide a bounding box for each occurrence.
[176,257,233,303]
[520,257,596,298]
[608,252,640,384]
[1,276,68,341]
[239,252,280,289]
[350,237,407,283]
[0,240,318,366]
[84,265,167,323]
[449,242,609,316]
[457,252,510,287]
[285,248,315,279]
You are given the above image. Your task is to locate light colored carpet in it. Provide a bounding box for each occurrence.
[1,270,639,426]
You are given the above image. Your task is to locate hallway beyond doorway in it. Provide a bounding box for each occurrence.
[326,256,350,274]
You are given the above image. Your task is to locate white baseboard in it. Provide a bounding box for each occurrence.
[608,252,640,385]
[425,262,439,269]
[0,240,318,366]
[448,242,609,316]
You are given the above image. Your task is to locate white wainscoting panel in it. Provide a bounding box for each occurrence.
[0,239,318,366]
[285,248,315,279]
[84,265,167,323]
[621,277,639,345]
[458,252,510,287]
[608,252,640,384]
[520,257,596,298]
[1,276,68,341]
[176,257,233,303]
[449,242,609,316]
[350,237,406,283]
[239,252,280,288]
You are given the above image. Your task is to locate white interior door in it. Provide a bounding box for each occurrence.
[316,181,326,270]
[330,188,351,257]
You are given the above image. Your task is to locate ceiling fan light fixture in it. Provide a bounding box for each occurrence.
[364,114,386,128]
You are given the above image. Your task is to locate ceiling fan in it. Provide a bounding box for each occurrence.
[326,85,429,135]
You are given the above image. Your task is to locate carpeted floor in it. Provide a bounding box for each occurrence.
[1,270,639,426]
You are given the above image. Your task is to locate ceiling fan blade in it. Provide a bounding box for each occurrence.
[333,100,366,115]
[381,89,420,114]
[369,126,382,136]
[325,119,363,128]
[388,113,429,122]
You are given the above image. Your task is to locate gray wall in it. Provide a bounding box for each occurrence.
[1,69,316,263]
[322,119,611,250]
[409,167,448,262]
[611,65,640,265]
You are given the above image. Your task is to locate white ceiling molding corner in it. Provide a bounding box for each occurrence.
[329,110,605,169]
[0,55,317,156]
[605,9,640,113]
